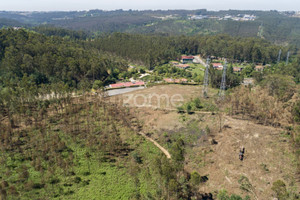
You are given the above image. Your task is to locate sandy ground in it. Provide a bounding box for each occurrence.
[194,115,298,199]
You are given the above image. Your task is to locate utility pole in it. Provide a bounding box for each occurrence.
[219,60,227,98]
[277,49,282,64]
[286,51,290,66]
[203,57,210,98]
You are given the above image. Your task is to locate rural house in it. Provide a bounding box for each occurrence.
[255,65,264,72]
[109,81,145,89]
[233,67,242,72]
[181,56,194,63]
[212,63,223,70]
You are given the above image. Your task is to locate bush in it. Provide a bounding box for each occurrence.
[32,183,44,189]
[186,103,193,114]
[140,68,145,74]
[271,180,288,200]
[217,189,250,200]
[74,176,82,184]
[177,106,185,113]
[92,80,103,90]
[293,101,300,123]
[193,98,203,109]
[132,152,142,164]
[190,171,201,186]
[49,178,60,185]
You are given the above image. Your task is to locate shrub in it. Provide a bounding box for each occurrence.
[271,180,288,200]
[140,68,145,74]
[217,189,250,200]
[186,103,193,114]
[49,178,60,185]
[177,106,184,113]
[193,98,203,109]
[92,80,103,90]
[74,176,82,184]
[32,183,44,189]
[190,171,201,186]
[132,152,143,164]
[293,101,300,123]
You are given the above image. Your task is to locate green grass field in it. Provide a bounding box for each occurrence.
[188,63,205,76]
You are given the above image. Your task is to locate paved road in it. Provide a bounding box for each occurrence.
[106,86,146,96]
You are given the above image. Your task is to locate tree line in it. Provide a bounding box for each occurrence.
[0,28,128,89]
[93,33,291,69]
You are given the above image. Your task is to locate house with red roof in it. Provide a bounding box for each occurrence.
[163,78,174,83]
[175,78,188,83]
[212,63,223,70]
[181,56,194,64]
[109,81,145,89]
[233,67,242,72]
[255,65,264,72]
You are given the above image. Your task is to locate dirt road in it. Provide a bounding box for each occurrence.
[139,132,171,159]
[194,55,207,66]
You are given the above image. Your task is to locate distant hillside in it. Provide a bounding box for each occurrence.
[54,13,158,33]
[0,18,25,28]
[1,9,300,46]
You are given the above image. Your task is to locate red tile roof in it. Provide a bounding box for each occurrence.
[109,81,145,88]
[181,56,194,60]
[163,78,174,83]
[164,78,188,83]
[255,65,264,69]
[212,63,223,67]
[233,67,242,72]
[110,83,125,88]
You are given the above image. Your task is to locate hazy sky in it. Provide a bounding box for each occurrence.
[1,0,299,11]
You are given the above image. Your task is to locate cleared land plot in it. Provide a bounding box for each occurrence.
[109,84,299,199]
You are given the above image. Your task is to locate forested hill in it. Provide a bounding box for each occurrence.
[0,18,25,28]
[0,29,128,88]
[93,33,288,68]
[1,10,300,47]
[0,28,292,86]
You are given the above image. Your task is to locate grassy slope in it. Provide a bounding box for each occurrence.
[187,63,205,76]
[0,96,163,200]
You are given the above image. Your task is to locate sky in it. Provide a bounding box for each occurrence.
[1,0,299,12]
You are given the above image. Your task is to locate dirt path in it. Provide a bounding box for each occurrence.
[139,132,171,159]
[125,105,213,114]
